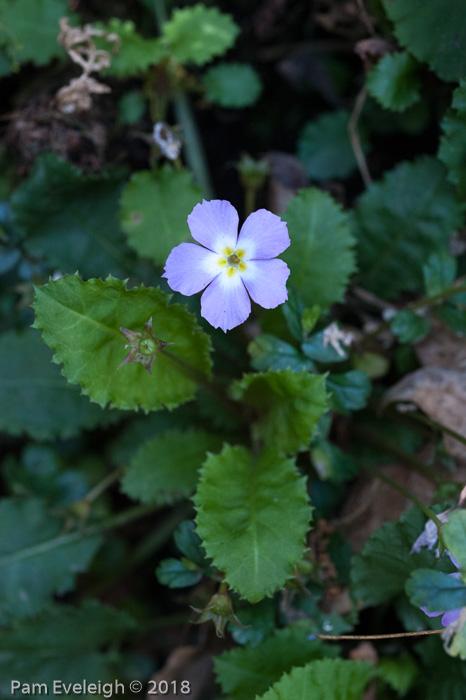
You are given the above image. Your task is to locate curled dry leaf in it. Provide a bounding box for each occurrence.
[383,366,466,460]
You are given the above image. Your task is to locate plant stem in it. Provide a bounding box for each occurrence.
[81,467,124,506]
[399,410,466,450]
[364,283,466,342]
[152,0,214,197]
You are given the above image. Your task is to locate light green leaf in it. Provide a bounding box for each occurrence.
[119,167,202,266]
[297,110,368,180]
[230,370,328,454]
[391,311,430,344]
[0,599,136,694]
[351,509,438,606]
[255,658,373,700]
[194,445,311,602]
[248,334,314,373]
[381,0,466,82]
[161,4,240,66]
[32,274,212,412]
[203,62,262,108]
[96,18,166,76]
[214,621,339,700]
[443,510,466,571]
[121,429,222,505]
[366,52,422,112]
[283,188,356,309]
[423,251,457,296]
[0,328,115,440]
[354,157,464,298]
[0,0,70,65]
[438,81,466,197]
[11,154,132,278]
[0,498,102,624]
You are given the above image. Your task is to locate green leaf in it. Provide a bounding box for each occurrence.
[0,600,135,693]
[214,622,339,700]
[391,310,430,344]
[436,304,466,337]
[230,370,328,454]
[366,52,422,112]
[351,509,438,606]
[119,167,202,266]
[121,429,222,505]
[203,62,263,108]
[0,498,102,624]
[96,19,166,76]
[161,4,240,66]
[194,445,311,602]
[0,0,70,66]
[297,110,368,181]
[354,157,463,298]
[11,154,132,278]
[255,658,373,700]
[283,188,356,309]
[416,636,466,699]
[118,90,147,125]
[174,519,210,568]
[381,0,466,82]
[32,274,212,412]
[0,328,115,440]
[327,370,371,413]
[155,558,202,588]
[248,334,314,373]
[406,569,466,612]
[310,440,357,484]
[438,82,466,197]
[423,251,457,296]
[443,510,466,571]
[376,654,419,697]
[228,598,276,647]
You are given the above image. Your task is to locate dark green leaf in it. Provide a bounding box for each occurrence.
[391,310,430,344]
[366,52,422,112]
[174,520,210,568]
[248,334,314,373]
[381,0,466,81]
[11,154,132,278]
[155,558,202,588]
[354,157,463,298]
[406,569,466,612]
[423,252,457,296]
[438,82,466,197]
[121,429,222,505]
[327,371,371,412]
[0,498,102,624]
[298,110,369,180]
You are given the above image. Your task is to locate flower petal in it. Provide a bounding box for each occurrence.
[420,605,443,618]
[200,272,251,332]
[441,609,462,626]
[163,242,220,295]
[241,259,290,309]
[187,200,239,253]
[237,209,290,259]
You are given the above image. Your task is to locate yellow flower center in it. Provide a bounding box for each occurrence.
[218,247,247,277]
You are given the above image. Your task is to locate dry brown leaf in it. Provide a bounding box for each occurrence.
[415,315,466,370]
[146,645,214,700]
[383,367,466,459]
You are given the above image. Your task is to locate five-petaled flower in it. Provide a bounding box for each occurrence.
[163,199,291,332]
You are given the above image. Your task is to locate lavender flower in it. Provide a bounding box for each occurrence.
[163,199,290,332]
